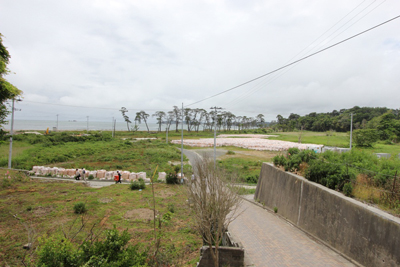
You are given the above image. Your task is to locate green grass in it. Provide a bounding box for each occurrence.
[0,141,34,158]
[217,157,262,183]
[269,131,400,154]
[0,138,186,176]
[269,131,350,147]
[0,170,201,266]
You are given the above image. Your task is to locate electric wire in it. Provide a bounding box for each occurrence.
[15,100,171,112]
[185,14,400,108]
[221,0,387,109]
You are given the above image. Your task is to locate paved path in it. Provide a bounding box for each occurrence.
[30,176,124,188]
[230,196,357,267]
[182,148,356,266]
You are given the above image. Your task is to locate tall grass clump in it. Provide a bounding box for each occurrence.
[73,202,87,214]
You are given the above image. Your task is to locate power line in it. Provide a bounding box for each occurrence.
[224,0,387,108]
[17,100,172,112]
[185,14,400,108]
[225,0,385,109]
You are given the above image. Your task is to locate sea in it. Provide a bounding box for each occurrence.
[3,120,163,132]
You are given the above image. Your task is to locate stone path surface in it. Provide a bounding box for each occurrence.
[30,176,124,188]
[181,148,357,266]
[229,196,357,267]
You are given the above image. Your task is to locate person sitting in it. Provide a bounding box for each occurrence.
[75,169,81,180]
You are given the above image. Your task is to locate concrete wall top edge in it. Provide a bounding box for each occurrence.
[262,162,400,225]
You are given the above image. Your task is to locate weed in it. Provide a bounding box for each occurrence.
[274,207,278,213]
[130,180,145,190]
[167,203,175,213]
[73,202,87,214]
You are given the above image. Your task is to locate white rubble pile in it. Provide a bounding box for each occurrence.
[30,166,166,182]
[171,135,323,151]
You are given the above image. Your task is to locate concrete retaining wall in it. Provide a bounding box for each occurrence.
[255,163,400,267]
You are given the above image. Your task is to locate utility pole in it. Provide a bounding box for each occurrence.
[56,114,59,131]
[8,98,21,169]
[166,126,169,144]
[86,116,89,132]
[112,117,114,137]
[181,103,184,183]
[350,113,353,149]
[210,106,223,167]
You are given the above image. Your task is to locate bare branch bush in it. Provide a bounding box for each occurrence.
[187,156,242,267]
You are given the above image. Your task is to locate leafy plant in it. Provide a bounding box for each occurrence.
[37,235,79,267]
[245,175,258,184]
[272,155,287,167]
[166,173,179,184]
[353,129,379,147]
[130,180,145,190]
[167,203,175,213]
[162,212,172,221]
[73,202,87,214]
[37,227,148,266]
[343,182,353,197]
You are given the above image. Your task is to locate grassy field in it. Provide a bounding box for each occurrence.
[269,131,400,154]
[0,137,187,176]
[268,131,350,147]
[0,170,201,266]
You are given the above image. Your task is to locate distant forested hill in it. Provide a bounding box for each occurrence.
[271,106,399,134]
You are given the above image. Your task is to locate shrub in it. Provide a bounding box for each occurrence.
[73,202,87,214]
[343,182,353,197]
[287,147,300,156]
[245,175,258,184]
[166,173,179,184]
[226,150,235,155]
[88,174,94,180]
[285,153,303,172]
[130,181,140,190]
[139,180,146,189]
[272,155,287,167]
[37,227,148,266]
[305,160,355,191]
[273,207,278,213]
[162,212,172,221]
[37,235,79,267]
[167,203,175,213]
[130,180,145,190]
[353,129,379,147]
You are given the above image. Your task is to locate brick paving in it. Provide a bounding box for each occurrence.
[229,196,357,267]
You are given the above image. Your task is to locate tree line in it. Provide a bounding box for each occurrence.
[271,106,400,146]
[119,106,266,133]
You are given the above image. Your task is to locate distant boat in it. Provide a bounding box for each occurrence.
[68,120,77,122]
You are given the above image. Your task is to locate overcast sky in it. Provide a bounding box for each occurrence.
[1,0,400,124]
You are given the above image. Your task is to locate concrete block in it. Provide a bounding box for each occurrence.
[374,153,391,159]
[255,163,400,267]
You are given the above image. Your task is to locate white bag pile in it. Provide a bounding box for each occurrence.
[31,166,153,183]
[171,134,323,151]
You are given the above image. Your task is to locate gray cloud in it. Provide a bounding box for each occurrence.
[1,0,399,124]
